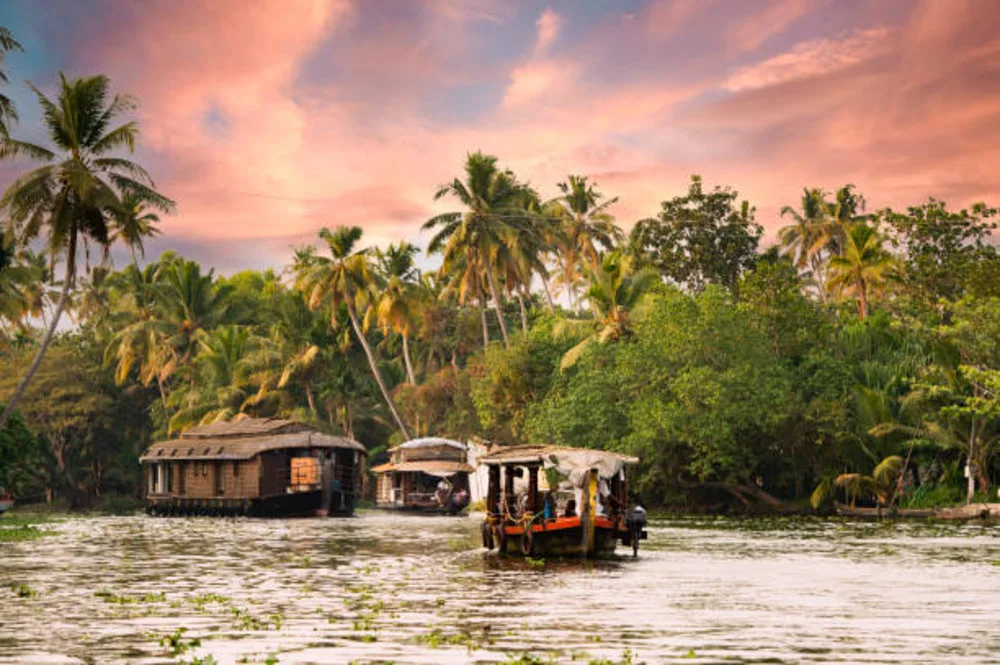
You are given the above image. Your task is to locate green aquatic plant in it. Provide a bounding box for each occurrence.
[10,582,38,598]
[229,607,284,631]
[588,650,644,665]
[502,655,555,665]
[95,590,166,604]
[0,524,55,542]
[159,627,200,656]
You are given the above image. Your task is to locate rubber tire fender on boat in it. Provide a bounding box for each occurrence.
[482,520,495,550]
[520,526,534,556]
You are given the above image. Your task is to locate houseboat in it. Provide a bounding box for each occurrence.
[479,445,647,557]
[372,438,474,513]
[140,417,366,517]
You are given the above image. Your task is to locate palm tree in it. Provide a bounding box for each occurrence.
[111,191,165,266]
[168,325,252,433]
[811,455,903,509]
[424,152,532,349]
[295,226,411,439]
[243,291,323,418]
[0,74,173,430]
[556,251,659,369]
[155,258,231,387]
[545,175,623,310]
[0,27,23,137]
[826,223,896,320]
[779,188,830,301]
[375,241,420,385]
[104,262,172,406]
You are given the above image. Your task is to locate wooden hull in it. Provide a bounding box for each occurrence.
[147,489,357,517]
[375,503,467,515]
[492,515,628,558]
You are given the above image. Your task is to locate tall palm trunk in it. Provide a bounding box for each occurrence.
[540,274,556,312]
[401,332,416,385]
[484,260,509,348]
[480,296,490,350]
[304,381,317,418]
[516,291,528,336]
[0,234,76,432]
[346,302,411,439]
[857,277,868,320]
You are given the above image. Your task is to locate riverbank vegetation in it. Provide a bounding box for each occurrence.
[1,34,998,512]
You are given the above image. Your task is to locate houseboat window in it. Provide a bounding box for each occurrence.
[214,462,224,495]
[166,464,174,493]
[201,462,209,476]
[177,462,187,495]
[233,461,240,476]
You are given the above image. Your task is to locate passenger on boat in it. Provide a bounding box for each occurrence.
[435,478,452,506]
[563,498,577,518]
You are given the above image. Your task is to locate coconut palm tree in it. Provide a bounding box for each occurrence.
[295,225,411,439]
[375,241,420,385]
[0,73,173,430]
[168,325,252,433]
[556,251,659,369]
[111,191,164,266]
[104,262,172,406]
[243,291,324,418]
[424,151,532,349]
[826,223,896,320]
[0,27,23,137]
[811,455,903,509]
[779,188,831,301]
[545,175,623,310]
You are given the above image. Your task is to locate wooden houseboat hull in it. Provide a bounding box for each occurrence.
[493,515,629,557]
[147,488,357,518]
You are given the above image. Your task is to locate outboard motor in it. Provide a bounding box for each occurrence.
[625,504,648,557]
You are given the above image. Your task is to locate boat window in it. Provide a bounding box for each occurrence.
[214,462,224,496]
[233,462,240,477]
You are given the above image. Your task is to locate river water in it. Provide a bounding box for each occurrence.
[2,512,999,664]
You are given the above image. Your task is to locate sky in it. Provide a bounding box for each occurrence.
[1,0,998,273]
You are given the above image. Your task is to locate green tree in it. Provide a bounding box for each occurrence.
[0,74,172,431]
[826,222,896,320]
[295,226,410,439]
[555,251,659,369]
[0,26,23,136]
[375,241,420,384]
[628,175,762,292]
[545,174,622,309]
[424,152,532,348]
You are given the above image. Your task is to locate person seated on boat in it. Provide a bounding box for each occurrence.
[435,478,452,507]
[596,478,622,517]
[563,498,577,518]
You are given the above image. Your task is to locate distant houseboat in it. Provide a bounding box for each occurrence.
[372,438,473,513]
[479,445,647,557]
[140,418,366,517]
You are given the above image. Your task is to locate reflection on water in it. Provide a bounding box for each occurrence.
[2,512,999,664]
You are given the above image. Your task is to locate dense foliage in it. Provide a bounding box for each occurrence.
[1,36,998,511]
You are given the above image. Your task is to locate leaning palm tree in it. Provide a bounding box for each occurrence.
[424,152,532,349]
[375,241,420,385]
[826,222,896,320]
[0,73,173,430]
[295,226,411,439]
[556,251,659,369]
[811,455,903,509]
[0,27,23,137]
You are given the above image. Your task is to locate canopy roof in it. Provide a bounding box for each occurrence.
[370,460,474,477]
[389,437,466,452]
[478,445,637,487]
[141,420,366,462]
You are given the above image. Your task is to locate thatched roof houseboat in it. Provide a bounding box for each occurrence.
[140,418,366,517]
[372,438,473,513]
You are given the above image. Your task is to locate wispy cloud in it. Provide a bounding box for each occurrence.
[723,28,892,92]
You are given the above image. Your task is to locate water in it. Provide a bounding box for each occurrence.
[2,512,999,664]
